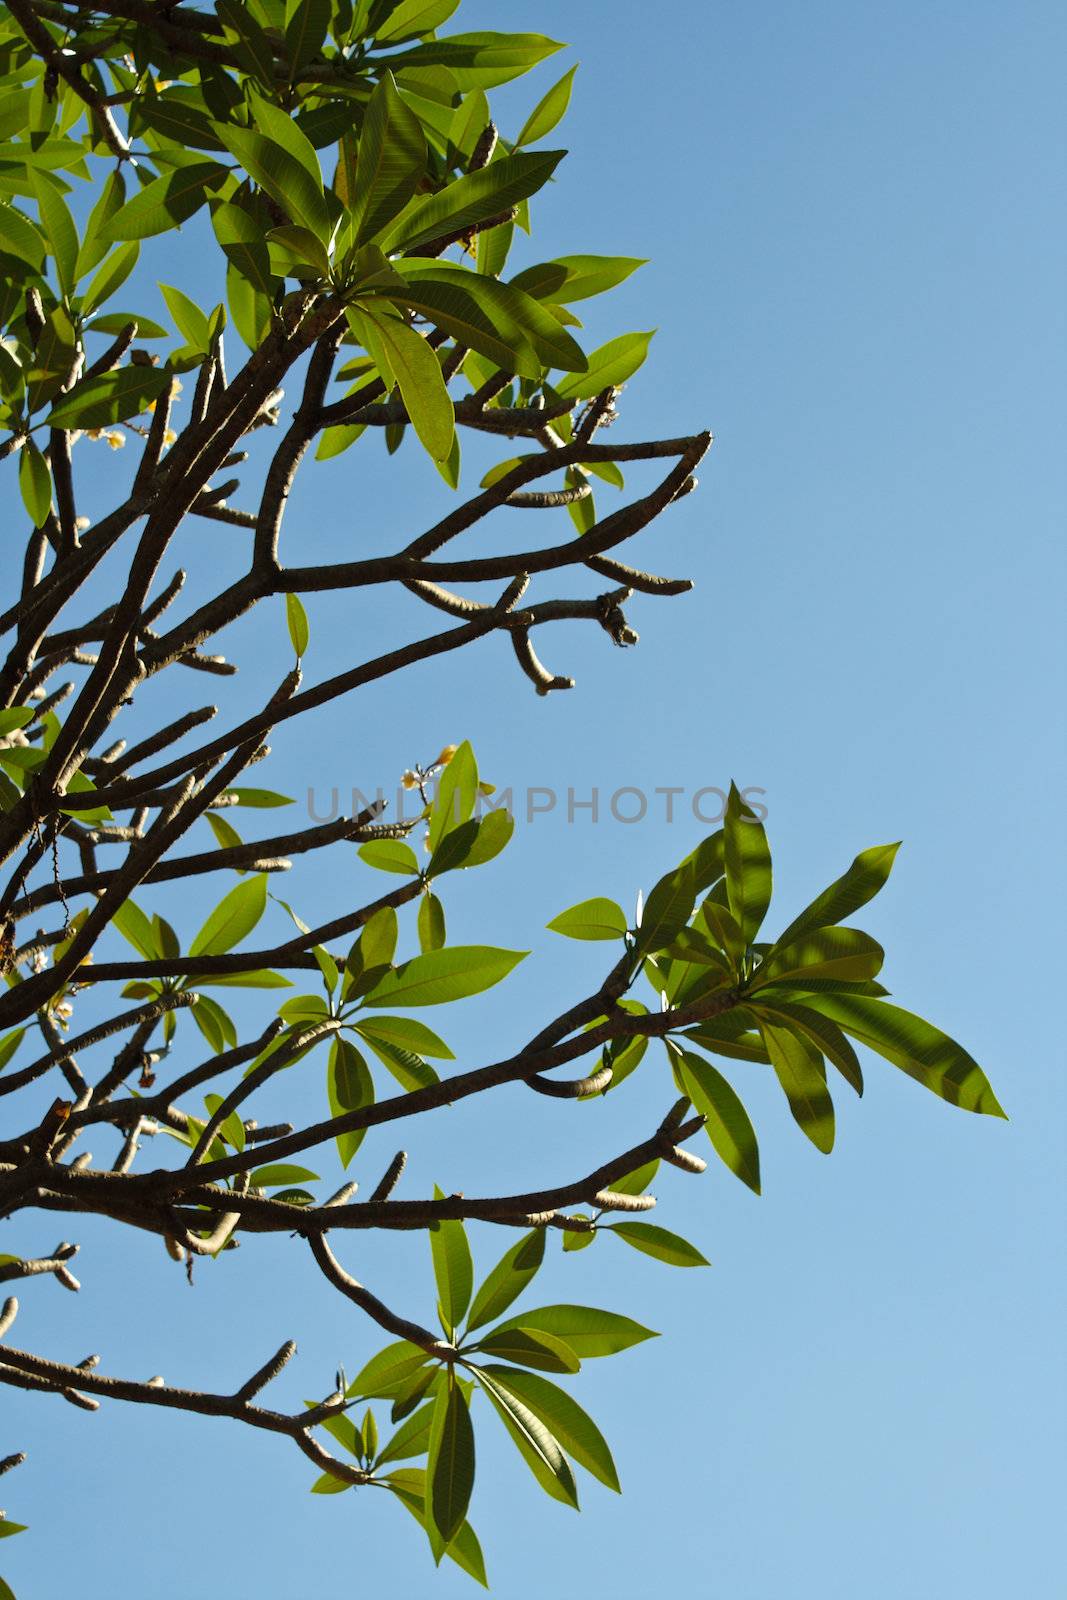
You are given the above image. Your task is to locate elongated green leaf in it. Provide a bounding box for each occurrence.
[81,240,140,314]
[356,304,454,461]
[678,1050,761,1193]
[758,1018,835,1152]
[752,926,884,991]
[385,1468,488,1586]
[775,842,902,949]
[362,946,526,1008]
[18,438,51,526]
[480,1367,619,1491]
[402,262,586,371]
[327,1036,374,1167]
[427,740,477,853]
[159,281,211,353]
[800,994,1005,1117]
[427,1381,475,1545]
[747,997,863,1095]
[607,1221,710,1268]
[472,1327,579,1374]
[250,1163,319,1186]
[384,149,565,253]
[211,201,276,298]
[284,0,332,78]
[466,1229,545,1333]
[382,31,563,90]
[0,1029,27,1073]
[418,892,446,952]
[546,897,627,941]
[285,593,310,656]
[47,366,171,430]
[375,1396,435,1465]
[510,253,645,305]
[344,71,426,245]
[376,0,460,43]
[491,1304,657,1359]
[385,272,535,376]
[112,898,162,960]
[356,1015,454,1059]
[358,1032,439,1092]
[474,1368,578,1508]
[348,1340,432,1399]
[635,862,695,955]
[515,65,577,147]
[189,873,267,957]
[32,172,77,293]
[104,163,227,240]
[554,329,653,398]
[215,124,331,241]
[724,781,772,943]
[358,839,420,875]
[429,1186,473,1333]
[0,198,46,269]
[216,0,276,86]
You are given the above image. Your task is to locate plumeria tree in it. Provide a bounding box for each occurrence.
[0,1,1004,1590]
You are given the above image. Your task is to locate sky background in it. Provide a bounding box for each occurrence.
[4,2,1066,1597]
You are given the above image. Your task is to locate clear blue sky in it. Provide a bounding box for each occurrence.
[5,3,1065,1597]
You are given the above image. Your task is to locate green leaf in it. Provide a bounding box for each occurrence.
[32,172,78,294]
[672,1046,757,1183]
[215,124,331,242]
[328,1036,374,1168]
[515,64,577,147]
[285,593,310,656]
[724,781,772,943]
[382,31,563,90]
[758,1018,835,1153]
[635,862,695,955]
[81,241,140,314]
[216,0,276,87]
[466,1228,545,1333]
[385,1468,489,1586]
[376,1396,436,1465]
[606,1158,659,1195]
[358,838,421,875]
[427,740,477,854]
[510,254,644,305]
[398,262,587,372]
[104,163,227,240]
[313,944,339,992]
[429,1185,473,1333]
[546,897,627,941]
[471,1327,579,1374]
[752,926,884,991]
[376,0,460,43]
[189,873,267,957]
[250,1163,320,1186]
[474,1368,578,1508]
[478,1367,620,1492]
[18,438,51,527]
[775,842,902,949]
[284,0,332,77]
[348,1340,432,1400]
[355,1015,454,1059]
[0,1029,27,1073]
[46,366,170,430]
[310,1470,353,1494]
[191,994,238,1055]
[212,201,276,298]
[159,282,211,352]
[194,968,292,988]
[799,994,1005,1117]
[747,997,864,1095]
[384,149,565,254]
[213,788,294,808]
[355,304,454,461]
[427,1380,476,1545]
[76,170,127,278]
[554,330,653,399]
[0,198,46,270]
[203,1091,246,1150]
[112,898,162,960]
[491,1305,657,1359]
[362,946,526,1008]
[607,1221,709,1269]
[418,892,446,952]
[344,71,427,245]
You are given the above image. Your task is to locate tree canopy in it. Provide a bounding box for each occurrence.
[0,1,1003,1591]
